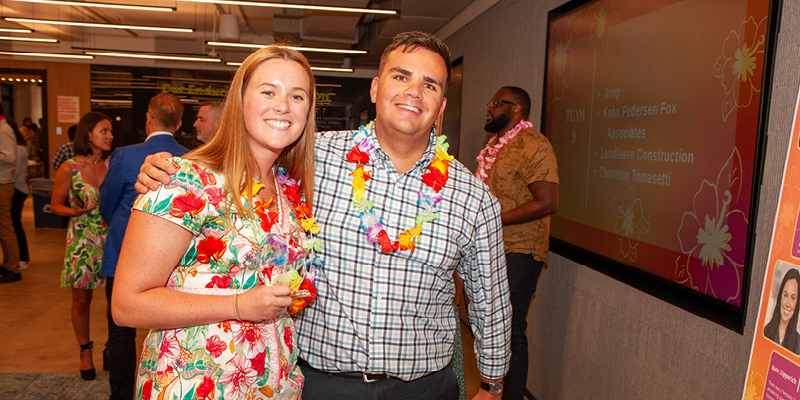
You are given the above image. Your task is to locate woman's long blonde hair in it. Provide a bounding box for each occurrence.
[186,45,316,221]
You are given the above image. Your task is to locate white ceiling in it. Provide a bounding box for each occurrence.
[0,0,490,75]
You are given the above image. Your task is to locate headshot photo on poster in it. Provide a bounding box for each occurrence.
[764,261,800,356]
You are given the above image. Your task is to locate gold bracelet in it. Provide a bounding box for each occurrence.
[233,293,242,321]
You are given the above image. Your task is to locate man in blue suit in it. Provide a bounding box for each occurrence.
[99,93,189,400]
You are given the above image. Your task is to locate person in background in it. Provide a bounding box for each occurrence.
[764,268,800,355]
[53,125,78,171]
[113,45,317,400]
[99,93,189,400]
[0,104,21,284]
[194,101,223,143]
[136,31,512,400]
[476,86,559,400]
[21,117,38,159]
[51,111,113,380]
[9,119,29,271]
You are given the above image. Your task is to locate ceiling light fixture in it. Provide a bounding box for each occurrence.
[225,61,353,73]
[310,66,354,73]
[142,75,232,84]
[91,99,133,104]
[9,0,175,12]
[0,50,92,59]
[209,41,366,54]
[179,0,396,15]
[85,51,221,62]
[0,28,33,33]
[0,36,57,43]
[4,17,194,33]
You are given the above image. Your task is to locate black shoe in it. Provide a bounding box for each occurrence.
[79,341,96,381]
[80,368,96,381]
[0,272,21,283]
[0,266,10,276]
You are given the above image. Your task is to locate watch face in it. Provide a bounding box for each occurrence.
[484,381,504,395]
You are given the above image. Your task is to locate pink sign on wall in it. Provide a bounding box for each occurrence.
[57,96,79,123]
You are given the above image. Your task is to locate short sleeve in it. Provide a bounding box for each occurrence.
[132,157,215,236]
[518,130,559,186]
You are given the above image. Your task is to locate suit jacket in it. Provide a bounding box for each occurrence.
[99,133,188,277]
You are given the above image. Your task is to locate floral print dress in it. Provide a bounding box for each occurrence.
[132,158,306,400]
[60,159,106,289]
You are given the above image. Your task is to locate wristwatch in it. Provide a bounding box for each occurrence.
[480,381,504,395]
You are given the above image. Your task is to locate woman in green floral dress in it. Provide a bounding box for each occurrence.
[51,111,113,380]
[113,46,318,400]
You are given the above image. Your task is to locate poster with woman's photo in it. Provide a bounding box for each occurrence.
[762,262,800,355]
[743,88,800,399]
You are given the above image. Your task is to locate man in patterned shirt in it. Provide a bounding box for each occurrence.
[136,32,511,400]
[52,125,77,171]
[478,86,559,400]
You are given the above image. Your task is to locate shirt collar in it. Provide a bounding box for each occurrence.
[360,122,439,172]
[146,131,174,141]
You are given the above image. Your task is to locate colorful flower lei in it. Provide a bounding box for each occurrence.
[475,119,533,182]
[346,121,453,253]
[253,167,321,314]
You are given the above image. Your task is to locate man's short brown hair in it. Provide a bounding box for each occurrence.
[379,31,452,92]
[149,93,184,130]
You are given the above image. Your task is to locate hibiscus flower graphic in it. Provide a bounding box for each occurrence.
[776,167,800,252]
[743,368,764,400]
[546,14,577,110]
[676,147,748,304]
[612,187,650,262]
[588,0,619,56]
[713,15,767,122]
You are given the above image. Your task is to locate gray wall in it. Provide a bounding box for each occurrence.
[447,0,800,398]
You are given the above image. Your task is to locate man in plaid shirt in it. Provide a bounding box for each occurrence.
[52,125,76,171]
[136,32,511,400]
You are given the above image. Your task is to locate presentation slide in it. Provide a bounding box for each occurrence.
[543,0,772,307]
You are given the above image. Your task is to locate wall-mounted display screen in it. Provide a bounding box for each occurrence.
[542,0,777,329]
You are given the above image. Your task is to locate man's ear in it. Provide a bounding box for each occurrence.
[370,76,379,104]
[437,97,448,122]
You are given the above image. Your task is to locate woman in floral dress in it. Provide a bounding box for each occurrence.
[113,46,318,400]
[51,111,113,380]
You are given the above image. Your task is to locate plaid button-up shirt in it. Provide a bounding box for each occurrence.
[52,142,75,171]
[295,124,511,381]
